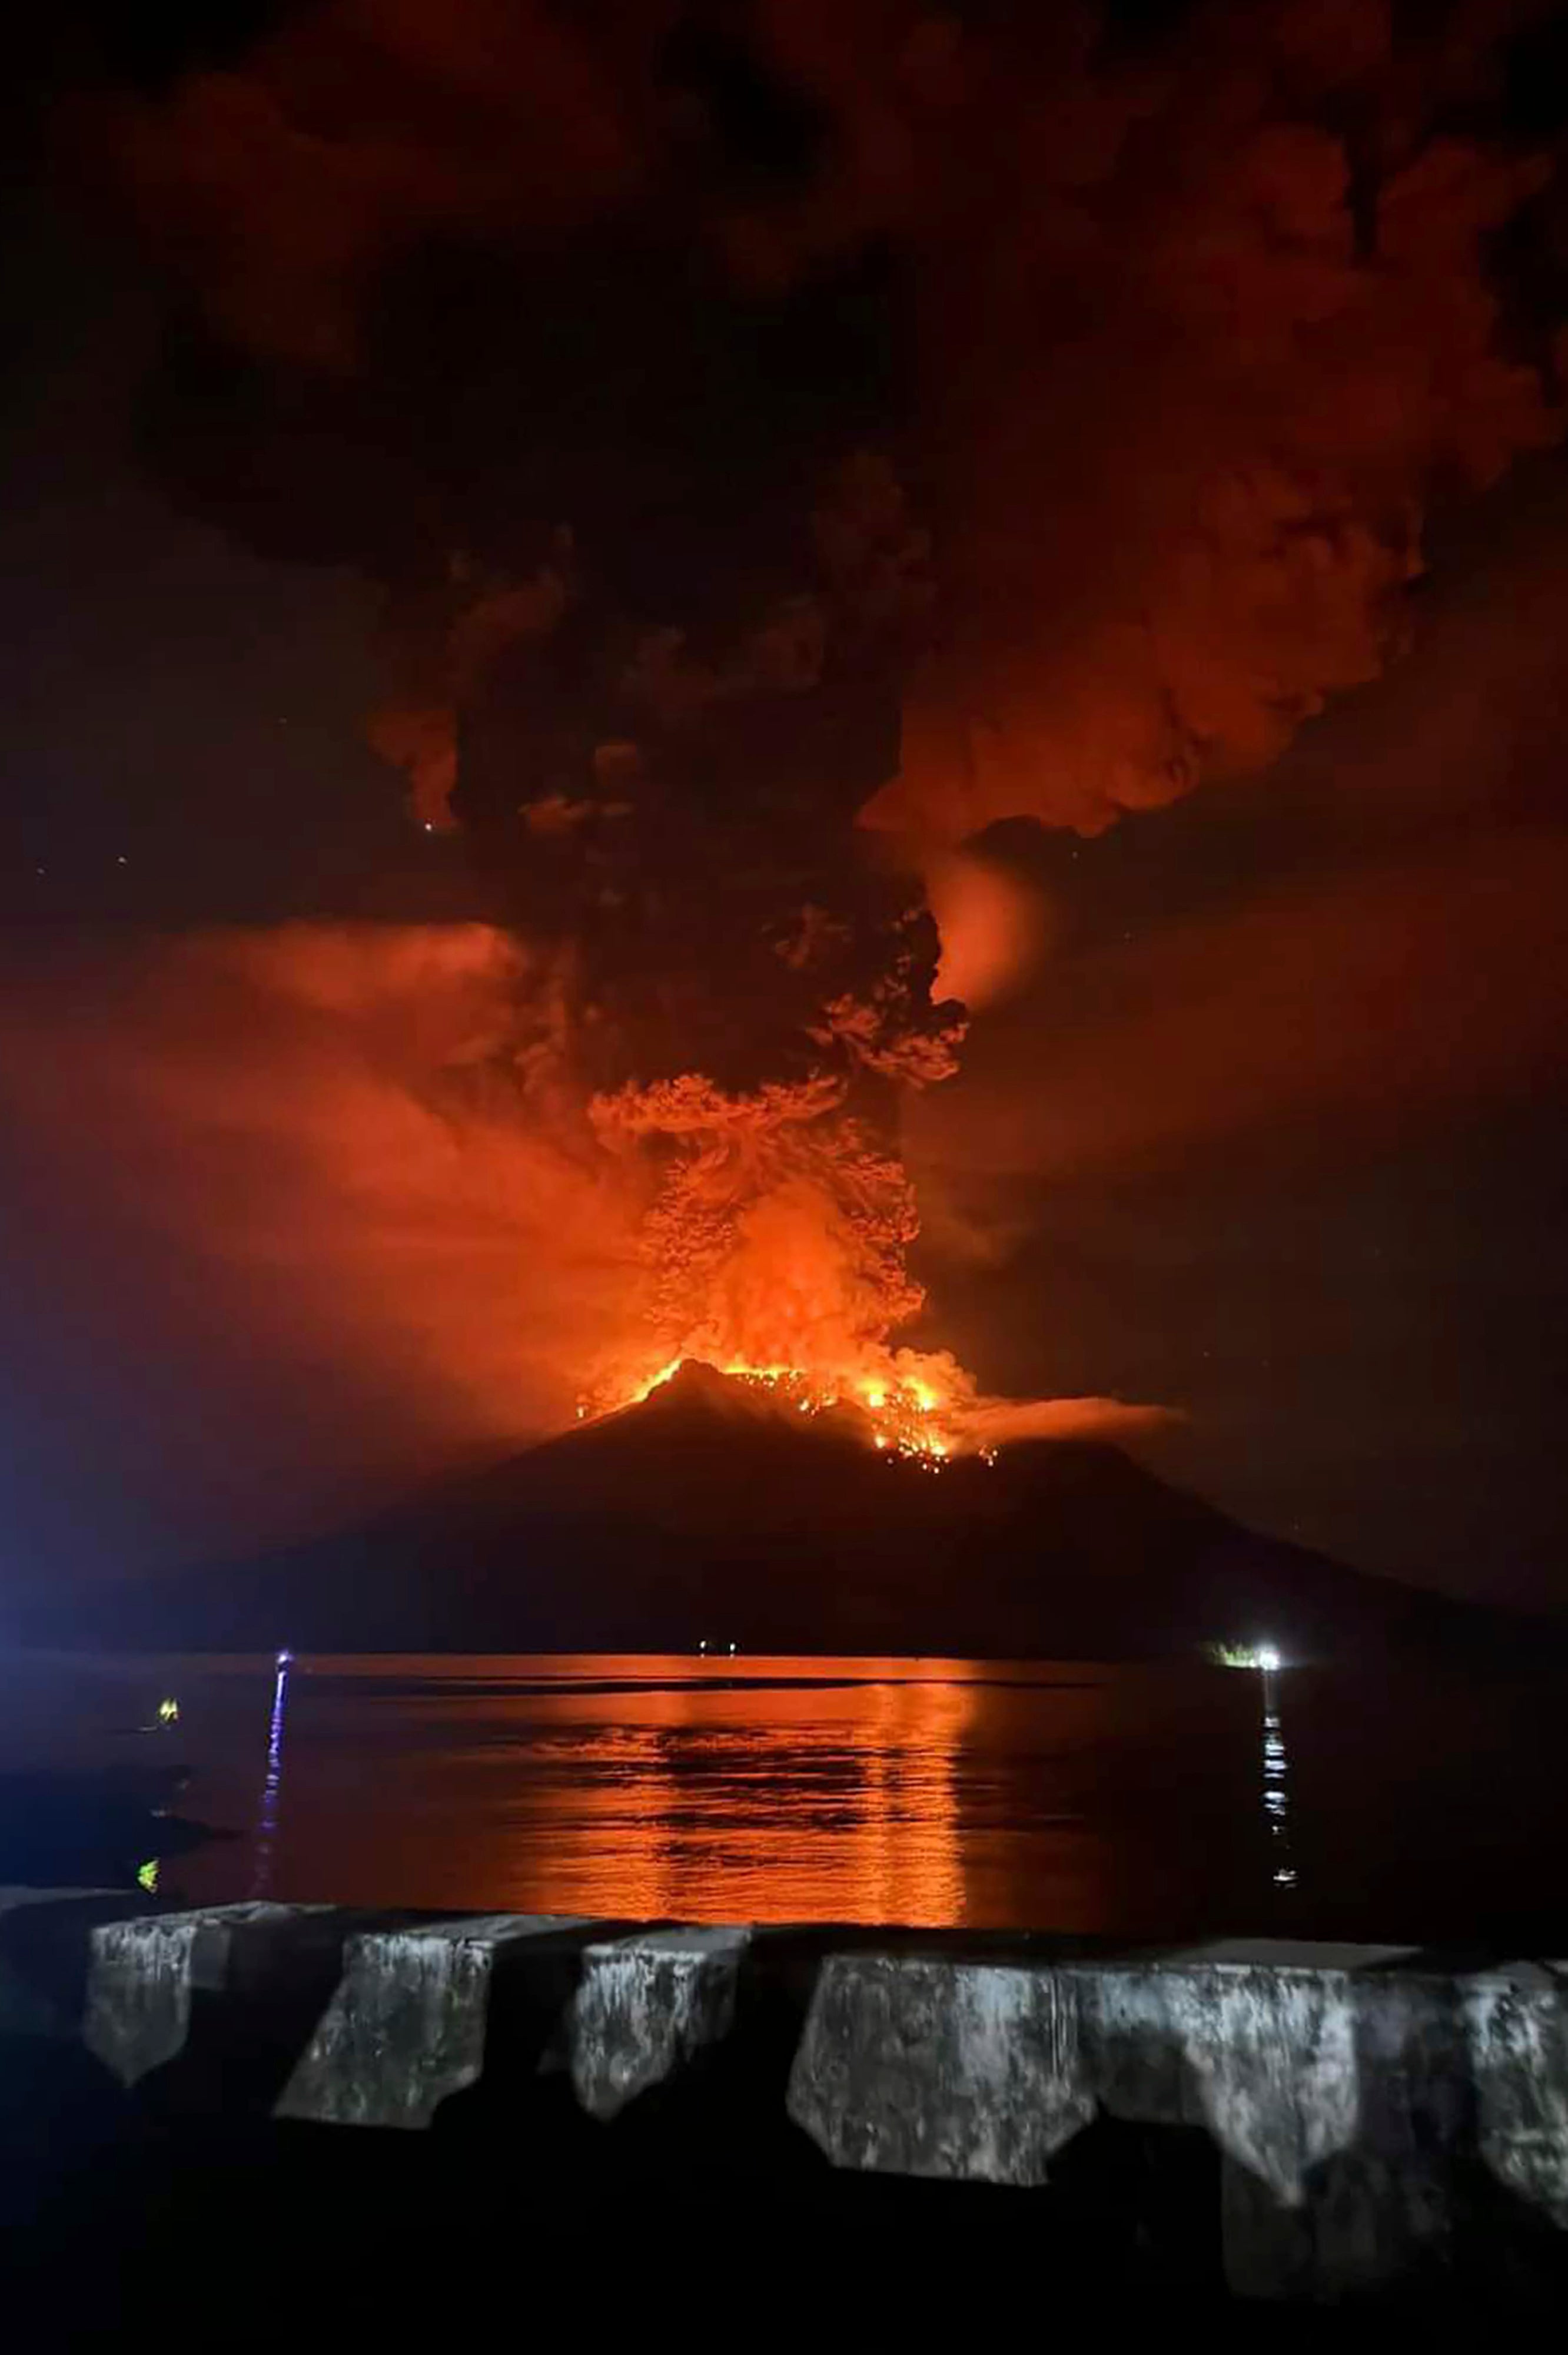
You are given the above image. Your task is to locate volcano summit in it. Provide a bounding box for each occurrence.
[62,1364,1545,1666]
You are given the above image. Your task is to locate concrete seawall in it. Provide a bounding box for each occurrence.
[4,1888,1566,2304]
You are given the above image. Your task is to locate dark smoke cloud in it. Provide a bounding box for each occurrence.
[84,2,1564,875]
[908,451,1568,1192]
[41,2,1568,1433]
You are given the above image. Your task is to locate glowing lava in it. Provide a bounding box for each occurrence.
[592,1355,966,1467]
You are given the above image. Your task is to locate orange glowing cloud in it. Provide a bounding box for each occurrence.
[0,924,646,1553]
[926,851,1051,1010]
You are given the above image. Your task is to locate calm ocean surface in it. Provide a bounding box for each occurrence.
[4,1650,1566,1945]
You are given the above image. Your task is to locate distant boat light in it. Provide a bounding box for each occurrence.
[1205,1640,1288,1672]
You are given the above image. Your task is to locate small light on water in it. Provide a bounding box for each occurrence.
[1205,1641,1287,1672]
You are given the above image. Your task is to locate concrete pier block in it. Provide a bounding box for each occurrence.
[786,1936,1467,2297]
[23,1909,1568,2301]
[569,1926,752,2120]
[277,1915,593,2128]
[1075,1942,1467,2298]
[83,1903,352,2087]
[788,1953,1092,2185]
[1466,1965,1568,2228]
[1079,1943,1417,2204]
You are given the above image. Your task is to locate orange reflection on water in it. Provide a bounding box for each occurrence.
[451,1657,975,1925]
[151,1653,1263,1933]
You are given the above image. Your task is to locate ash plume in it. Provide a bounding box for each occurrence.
[61,0,1567,1425]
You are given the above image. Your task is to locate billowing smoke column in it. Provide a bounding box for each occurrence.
[81,0,1564,1435]
[378,449,969,1419]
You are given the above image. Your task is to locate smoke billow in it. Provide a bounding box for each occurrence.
[59,1,1567,1429]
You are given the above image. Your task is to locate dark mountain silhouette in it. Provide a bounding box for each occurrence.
[54,1363,1556,1661]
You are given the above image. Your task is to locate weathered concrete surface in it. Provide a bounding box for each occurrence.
[788,1941,1426,2201]
[788,1953,1092,2185]
[788,1939,1482,2296]
[1466,1963,1568,2228]
[1081,1943,1426,2201]
[277,1915,593,2128]
[83,1903,353,2087]
[1080,1943,1463,2298]
[569,1926,752,2120]
[1,1894,1563,2303]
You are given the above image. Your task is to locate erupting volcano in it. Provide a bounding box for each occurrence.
[609,1362,961,1465]
[11,0,1565,1607]
[61,1356,1556,1667]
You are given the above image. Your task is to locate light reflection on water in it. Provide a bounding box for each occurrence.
[248,1650,293,1900]
[6,1648,1567,1942]
[127,1654,1265,1933]
[481,1673,976,1925]
[1259,1664,1297,1893]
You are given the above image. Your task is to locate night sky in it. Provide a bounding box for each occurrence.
[2,2,1567,1614]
